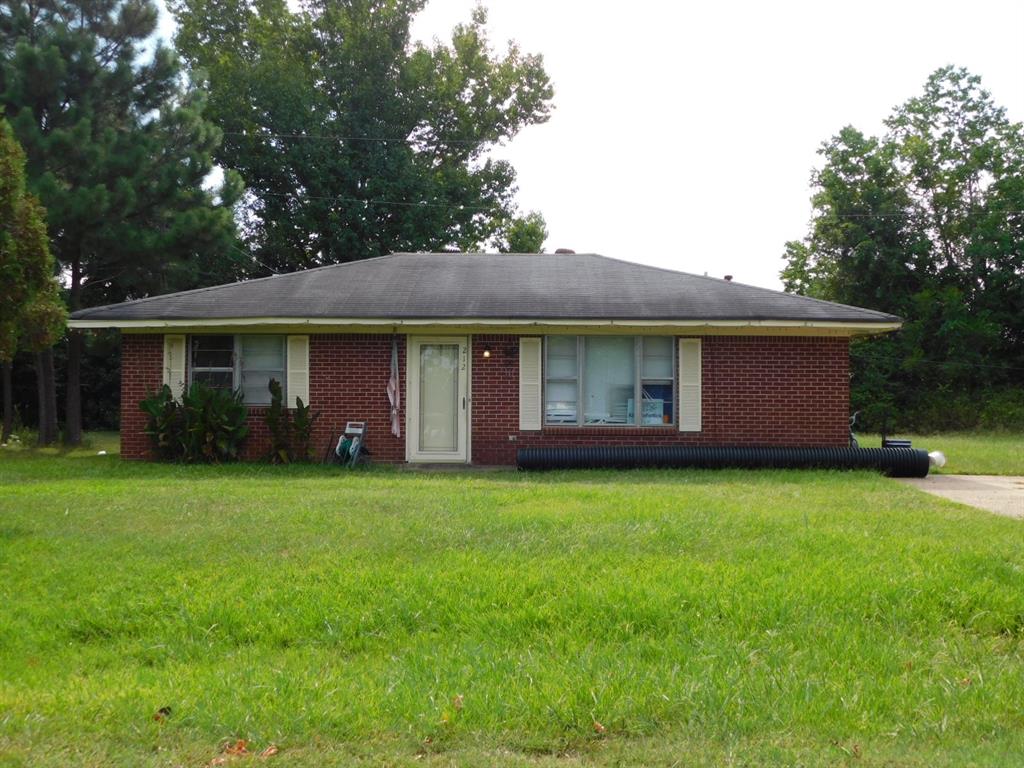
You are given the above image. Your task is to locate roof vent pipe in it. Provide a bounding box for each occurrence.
[554,248,575,254]
[724,274,733,281]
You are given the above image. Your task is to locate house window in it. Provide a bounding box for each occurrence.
[544,335,579,423]
[189,335,286,406]
[544,336,674,426]
[190,335,235,391]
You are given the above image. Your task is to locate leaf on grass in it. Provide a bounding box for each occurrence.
[259,744,279,759]
[224,739,249,755]
[452,694,464,711]
[593,720,606,734]
[152,706,172,723]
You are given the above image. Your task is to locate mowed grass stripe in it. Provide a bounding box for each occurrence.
[1,451,1024,766]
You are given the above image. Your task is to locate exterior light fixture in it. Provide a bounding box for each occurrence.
[482,346,492,359]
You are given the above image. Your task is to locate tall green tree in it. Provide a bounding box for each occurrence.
[497,210,547,253]
[171,0,553,271]
[0,118,65,444]
[1,0,243,444]
[782,67,1024,429]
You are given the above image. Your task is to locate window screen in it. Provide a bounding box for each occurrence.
[189,334,287,405]
[544,335,579,424]
[240,335,286,406]
[191,336,235,391]
[641,337,674,424]
[583,336,634,424]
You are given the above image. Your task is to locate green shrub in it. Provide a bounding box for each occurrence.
[139,385,184,461]
[265,379,291,464]
[979,389,1024,431]
[263,378,319,463]
[291,395,318,461]
[140,382,249,463]
[899,390,983,433]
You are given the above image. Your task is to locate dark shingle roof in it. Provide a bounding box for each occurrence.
[70,252,900,324]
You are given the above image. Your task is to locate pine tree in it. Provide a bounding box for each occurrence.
[1,0,243,443]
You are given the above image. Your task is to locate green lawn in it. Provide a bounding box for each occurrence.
[858,432,1024,476]
[2,441,1024,766]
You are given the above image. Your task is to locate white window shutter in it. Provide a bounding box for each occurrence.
[678,338,702,432]
[519,337,542,431]
[287,335,310,408]
[163,334,186,401]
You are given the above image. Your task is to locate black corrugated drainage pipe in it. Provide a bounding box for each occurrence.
[516,446,931,478]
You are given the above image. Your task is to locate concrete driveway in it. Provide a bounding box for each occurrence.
[899,475,1024,519]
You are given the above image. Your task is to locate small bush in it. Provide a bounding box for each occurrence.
[900,391,983,433]
[979,389,1024,431]
[139,385,184,460]
[291,396,318,461]
[140,382,249,463]
[263,379,319,463]
[265,379,291,464]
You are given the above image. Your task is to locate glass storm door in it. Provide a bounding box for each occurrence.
[409,337,468,462]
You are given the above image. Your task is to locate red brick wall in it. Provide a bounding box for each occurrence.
[119,332,407,462]
[120,332,849,464]
[469,334,850,465]
[120,334,163,460]
[301,334,405,463]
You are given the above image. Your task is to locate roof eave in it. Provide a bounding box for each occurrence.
[67,316,902,336]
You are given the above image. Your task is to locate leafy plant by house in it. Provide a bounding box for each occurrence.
[264,378,291,464]
[264,379,319,463]
[291,395,318,462]
[139,385,185,461]
[181,384,249,462]
[140,382,248,462]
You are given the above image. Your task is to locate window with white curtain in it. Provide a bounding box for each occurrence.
[189,335,286,406]
[543,336,674,426]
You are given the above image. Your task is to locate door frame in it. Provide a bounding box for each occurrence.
[406,335,471,463]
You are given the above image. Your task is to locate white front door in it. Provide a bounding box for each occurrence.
[408,337,469,462]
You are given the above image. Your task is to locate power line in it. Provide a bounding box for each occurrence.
[257,190,497,211]
[223,130,496,146]
[853,348,1024,373]
[228,243,279,275]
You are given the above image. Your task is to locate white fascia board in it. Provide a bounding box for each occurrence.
[67,316,902,335]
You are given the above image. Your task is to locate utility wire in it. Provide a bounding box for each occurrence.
[853,348,1024,373]
[228,243,279,275]
[223,130,498,146]
[257,190,496,211]
[253,189,1024,218]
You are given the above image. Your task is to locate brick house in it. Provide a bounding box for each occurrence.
[68,252,900,464]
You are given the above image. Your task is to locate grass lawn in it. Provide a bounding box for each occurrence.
[858,432,1024,476]
[2,439,1024,766]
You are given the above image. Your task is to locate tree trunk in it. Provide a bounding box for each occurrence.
[64,256,83,445]
[37,348,59,445]
[65,330,83,445]
[1,361,12,443]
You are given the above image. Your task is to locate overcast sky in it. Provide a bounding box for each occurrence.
[161,0,1024,289]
